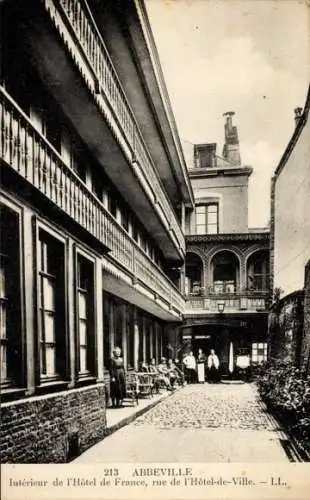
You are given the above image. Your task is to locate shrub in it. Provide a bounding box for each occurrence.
[256,360,310,455]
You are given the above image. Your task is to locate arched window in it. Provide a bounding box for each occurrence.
[211,251,240,293]
[185,252,204,295]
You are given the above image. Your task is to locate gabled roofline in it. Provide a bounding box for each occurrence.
[274,84,310,179]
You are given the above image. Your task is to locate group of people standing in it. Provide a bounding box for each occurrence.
[108,345,221,408]
[183,348,221,384]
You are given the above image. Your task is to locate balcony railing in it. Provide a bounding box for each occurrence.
[42,0,184,256]
[0,86,185,315]
[185,292,268,313]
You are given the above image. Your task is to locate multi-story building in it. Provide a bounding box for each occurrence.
[0,0,194,462]
[180,112,270,375]
[269,86,310,369]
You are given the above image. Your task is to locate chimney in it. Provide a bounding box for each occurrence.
[224,111,235,130]
[294,107,303,127]
[222,111,241,166]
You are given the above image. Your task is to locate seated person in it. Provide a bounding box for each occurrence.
[166,359,178,388]
[172,358,185,386]
[148,357,160,392]
[157,357,172,390]
[166,359,185,388]
[148,358,158,373]
[139,361,149,372]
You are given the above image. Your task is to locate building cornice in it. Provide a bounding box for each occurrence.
[188,166,253,178]
[186,232,270,243]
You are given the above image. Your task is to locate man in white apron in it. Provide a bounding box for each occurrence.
[207,349,220,383]
[197,348,206,383]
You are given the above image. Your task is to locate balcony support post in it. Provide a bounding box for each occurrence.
[133,307,139,371]
[154,322,159,363]
[95,257,104,383]
[109,301,115,358]
[149,323,154,360]
[23,208,36,396]
[121,304,127,369]
[142,316,147,363]
[181,202,186,233]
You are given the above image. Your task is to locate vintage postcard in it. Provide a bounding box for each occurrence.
[1,0,309,499]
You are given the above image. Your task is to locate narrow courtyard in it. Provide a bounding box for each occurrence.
[75,382,290,463]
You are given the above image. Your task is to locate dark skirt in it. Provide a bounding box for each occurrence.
[110,368,126,401]
[208,366,220,382]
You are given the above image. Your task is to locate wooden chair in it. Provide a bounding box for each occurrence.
[136,373,153,398]
[124,371,139,406]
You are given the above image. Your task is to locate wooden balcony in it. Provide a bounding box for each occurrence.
[40,0,185,258]
[185,291,269,314]
[0,86,185,316]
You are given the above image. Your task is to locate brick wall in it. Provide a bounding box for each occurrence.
[268,291,304,365]
[301,260,310,372]
[0,384,106,463]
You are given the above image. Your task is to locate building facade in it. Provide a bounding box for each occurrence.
[0,0,194,462]
[180,113,270,375]
[269,86,310,370]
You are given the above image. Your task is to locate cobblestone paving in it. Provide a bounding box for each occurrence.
[134,382,272,431]
[75,382,288,463]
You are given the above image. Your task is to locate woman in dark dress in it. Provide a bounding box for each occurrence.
[109,346,126,407]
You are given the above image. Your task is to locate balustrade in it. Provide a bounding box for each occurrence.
[0,86,184,315]
[185,292,267,312]
[48,0,184,254]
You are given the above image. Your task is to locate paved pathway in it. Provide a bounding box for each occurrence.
[75,382,289,462]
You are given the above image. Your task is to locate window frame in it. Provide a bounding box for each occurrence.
[195,203,219,235]
[74,246,97,380]
[0,197,23,390]
[34,220,68,385]
[251,342,268,364]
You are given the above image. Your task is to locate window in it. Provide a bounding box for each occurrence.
[0,204,22,388]
[121,209,129,232]
[133,225,139,243]
[76,254,95,377]
[2,40,31,116]
[252,342,267,364]
[108,194,117,218]
[43,104,62,153]
[92,172,104,201]
[38,230,66,380]
[196,204,218,234]
[71,150,86,182]
[140,233,147,252]
[247,252,269,291]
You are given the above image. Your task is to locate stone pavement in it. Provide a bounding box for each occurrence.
[74,382,290,463]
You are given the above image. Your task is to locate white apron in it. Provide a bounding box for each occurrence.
[197,363,205,382]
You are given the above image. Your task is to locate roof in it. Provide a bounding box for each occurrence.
[274,84,310,179]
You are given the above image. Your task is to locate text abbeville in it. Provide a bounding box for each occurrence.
[132,468,192,477]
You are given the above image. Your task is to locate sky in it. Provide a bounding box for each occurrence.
[145,0,310,228]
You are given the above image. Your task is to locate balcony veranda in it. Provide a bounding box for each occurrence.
[24,0,185,260]
[0,86,185,319]
[185,291,269,315]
